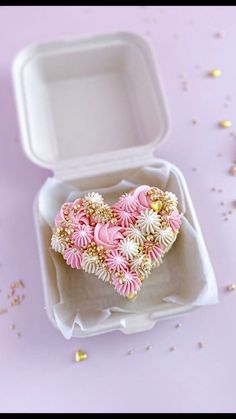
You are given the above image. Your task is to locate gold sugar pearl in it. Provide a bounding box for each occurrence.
[230,165,236,176]
[127,292,137,301]
[150,194,158,201]
[151,201,163,212]
[226,283,236,291]
[146,234,154,241]
[209,69,222,78]
[219,120,232,128]
[75,350,88,363]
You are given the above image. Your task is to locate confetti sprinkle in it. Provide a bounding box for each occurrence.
[75,350,88,363]
[169,346,176,352]
[198,341,204,349]
[226,283,236,291]
[219,120,232,128]
[209,69,222,78]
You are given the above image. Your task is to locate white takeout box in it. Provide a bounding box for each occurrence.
[12,32,217,338]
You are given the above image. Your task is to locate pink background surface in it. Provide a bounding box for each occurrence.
[0,5,236,413]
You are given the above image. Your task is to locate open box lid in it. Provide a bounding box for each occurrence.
[12,32,170,180]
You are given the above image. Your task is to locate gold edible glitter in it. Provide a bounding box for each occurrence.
[75,350,88,363]
[209,69,221,78]
[219,120,232,128]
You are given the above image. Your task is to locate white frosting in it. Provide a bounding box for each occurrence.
[51,234,68,254]
[130,254,152,277]
[96,266,111,282]
[124,225,146,246]
[152,258,163,269]
[84,192,104,205]
[155,227,175,248]
[136,209,161,234]
[81,253,99,274]
[118,238,139,260]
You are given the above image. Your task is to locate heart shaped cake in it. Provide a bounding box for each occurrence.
[51,185,181,299]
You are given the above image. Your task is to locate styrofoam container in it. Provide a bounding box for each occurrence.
[12,32,217,337]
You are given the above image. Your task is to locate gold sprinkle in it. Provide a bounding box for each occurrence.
[169,346,176,352]
[191,118,198,125]
[75,350,88,363]
[198,341,204,349]
[10,324,16,330]
[230,165,236,176]
[226,283,236,291]
[214,31,225,39]
[175,323,182,328]
[127,292,137,301]
[218,189,222,193]
[16,332,22,339]
[192,167,197,172]
[0,308,8,315]
[145,345,153,351]
[219,120,232,128]
[209,69,221,78]
[127,349,135,356]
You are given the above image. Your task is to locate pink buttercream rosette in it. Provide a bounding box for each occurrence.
[51,186,181,298]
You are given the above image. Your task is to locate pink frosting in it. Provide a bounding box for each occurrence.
[112,270,141,296]
[72,225,94,248]
[144,242,163,261]
[69,206,89,226]
[164,210,181,233]
[112,206,139,227]
[55,202,73,227]
[133,185,151,212]
[63,247,82,269]
[94,222,124,250]
[116,193,138,212]
[106,250,129,272]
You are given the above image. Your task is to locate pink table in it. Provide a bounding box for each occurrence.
[0,6,235,413]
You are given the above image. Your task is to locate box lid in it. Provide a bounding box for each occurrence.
[12,32,170,180]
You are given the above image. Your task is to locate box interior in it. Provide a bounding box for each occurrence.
[17,33,168,172]
[36,162,217,338]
